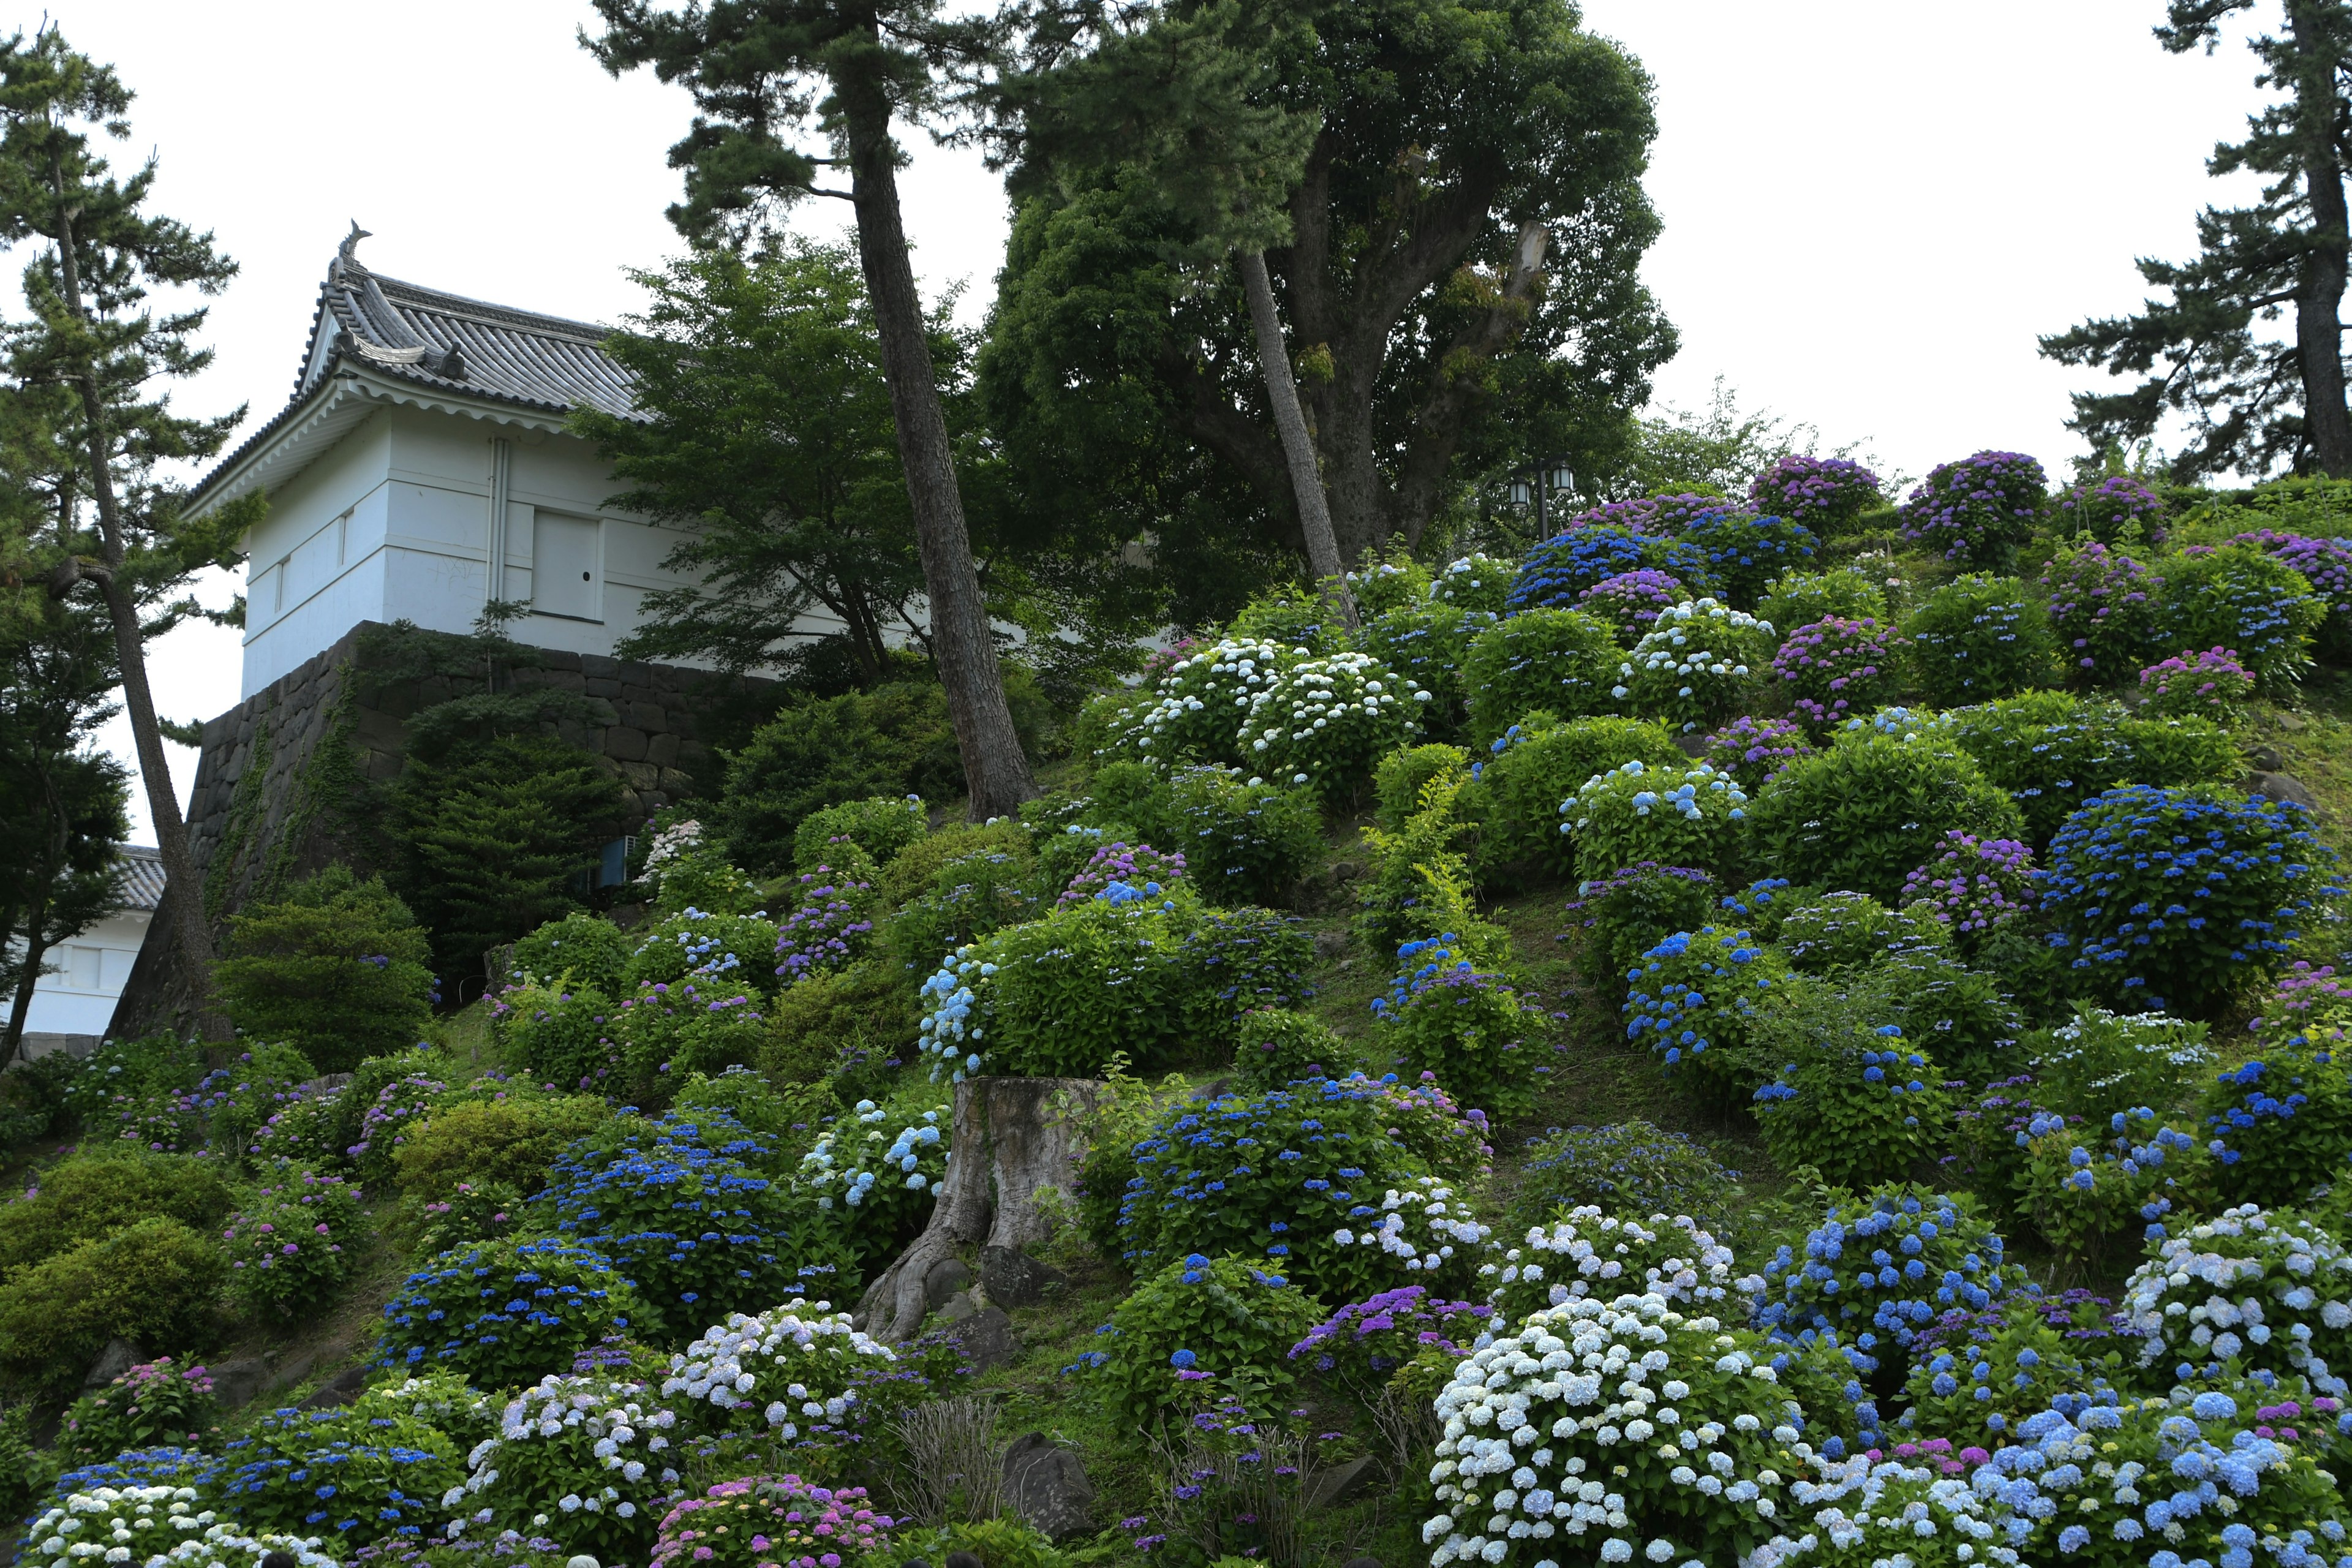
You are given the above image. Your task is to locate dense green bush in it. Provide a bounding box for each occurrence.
[876,834,1041,973]
[1746,731,2025,903]
[1370,935,1534,1112]
[2026,1006,2214,1128]
[509,911,633,995]
[2154,540,2328,693]
[1371,742,1471,834]
[1752,1023,1951,1189]
[387,734,631,976]
[2202,1044,2352,1207]
[1560,862,1719,997]
[377,1237,639,1385]
[393,1093,608,1199]
[214,865,434,1071]
[1230,1008,1358,1090]
[1621,925,1792,1104]
[710,681,967,873]
[759,957,920,1088]
[1679,511,1817,608]
[0,1153,236,1284]
[1757,567,1891,634]
[1130,763,1324,907]
[1459,608,1623,744]
[1360,602,1498,740]
[56,1354,219,1464]
[1476,715,1683,875]
[1945,689,2239,848]
[2044,785,2340,1017]
[792,793,927,873]
[1094,1253,1327,1426]
[0,1217,225,1392]
[213,1400,462,1541]
[1506,1121,1742,1235]
[1239,650,1422,800]
[1562,758,1748,881]
[1902,573,2057,706]
[219,1170,366,1324]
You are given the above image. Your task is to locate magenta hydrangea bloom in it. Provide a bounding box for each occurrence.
[1770,616,1907,730]
[1748,454,1882,530]
[1901,830,2036,944]
[1700,715,1814,789]
[1575,568,1686,640]
[2056,475,2165,544]
[2041,540,2158,687]
[2138,646,2255,722]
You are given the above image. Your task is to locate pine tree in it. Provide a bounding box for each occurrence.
[2042,1,2352,478]
[585,0,1041,819]
[0,30,257,1036]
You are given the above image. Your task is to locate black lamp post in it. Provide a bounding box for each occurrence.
[1506,456,1578,536]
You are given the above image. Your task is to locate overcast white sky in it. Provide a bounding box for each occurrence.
[31,0,2277,841]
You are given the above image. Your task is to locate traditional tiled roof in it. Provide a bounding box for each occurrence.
[188,226,641,511]
[116,846,166,912]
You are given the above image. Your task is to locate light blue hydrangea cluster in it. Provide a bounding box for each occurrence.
[795,1101,946,1209]
[915,946,992,1081]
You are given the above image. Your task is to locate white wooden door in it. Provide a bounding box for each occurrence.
[533,512,602,622]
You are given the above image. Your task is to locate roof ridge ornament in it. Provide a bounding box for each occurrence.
[329,220,372,285]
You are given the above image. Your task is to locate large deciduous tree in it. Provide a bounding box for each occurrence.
[982,0,1675,576]
[586,0,1041,819]
[2043,1,2352,480]
[0,30,255,1037]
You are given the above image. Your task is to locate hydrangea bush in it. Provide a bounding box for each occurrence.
[2041,785,2342,1017]
[1756,568,1890,637]
[1460,609,1627,744]
[446,1374,680,1563]
[1057,841,1185,905]
[2239,526,2352,657]
[1562,760,1747,881]
[1506,527,1711,612]
[1118,638,1295,766]
[2202,1046,2352,1207]
[1621,927,1790,1102]
[220,1171,364,1322]
[1370,936,1534,1112]
[2041,539,2161,687]
[1698,716,1814,791]
[1769,617,1906,731]
[1898,831,2036,951]
[1749,455,1882,533]
[770,863,874,985]
[2154,541,2328,694]
[1093,1253,1326,1425]
[2139,646,2256,723]
[1559,493,1732,536]
[1560,863,1719,998]
[2027,1006,2215,1131]
[378,1238,639,1387]
[2055,473,2165,543]
[1615,599,1776,734]
[1485,1209,1746,1324]
[1507,1121,1743,1236]
[658,1303,897,1442]
[1241,651,1425,798]
[1574,569,1686,642]
[1429,554,1520,614]
[648,1475,894,1568]
[1287,1284,1493,1392]
[1898,450,2048,567]
[1746,732,2026,905]
[1752,1027,1951,1191]
[2121,1204,2352,1395]
[791,1099,948,1269]
[1678,511,1817,609]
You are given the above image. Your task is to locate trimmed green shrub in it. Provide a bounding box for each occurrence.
[2154,540,2328,694]
[220,1169,366,1324]
[1360,602,1499,741]
[214,866,434,1072]
[0,1217,225,1391]
[1231,1008,1358,1090]
[2027,1006,2214,1128]
[1096,760,1325,906]
[1752,1022,1951,1189]
[1774,889,1945,973]
[1506,1121,1741,1236]
[1757,567,1890,635]
[1945,689,2240,848]
[393,1093,608,1199]
[1903,573,2057,706]
[792,793,927,874]
[0,1153,236,1284]
[1373,743,1472,834]
[509,911,633,995]
[1093,1253,1326,1427]
[1746,732,2026,903]
[1477,715,1683,875]
[760,958,920,1087]
[1460,609,1623,744]
[1562,759,1747,881]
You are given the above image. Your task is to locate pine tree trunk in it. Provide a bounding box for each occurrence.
[853,1076,1107,1343]
[1237,249,1355,626]
[2293,0,2352,477]
[835,56,1038,820]
[46,164,224,1040]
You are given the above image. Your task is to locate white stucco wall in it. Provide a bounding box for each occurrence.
[238,402,714,698]
[14,906,151,1042]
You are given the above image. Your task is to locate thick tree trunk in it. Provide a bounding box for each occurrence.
[837,62,1038,819]
[1237,249,1355,627]
[853,1076,1107,1343]
[2295,31,2352,478]
[47,173,224,1040]
[2,930,47,1068]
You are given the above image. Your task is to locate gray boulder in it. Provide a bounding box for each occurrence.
[1001,1431,1096,1540]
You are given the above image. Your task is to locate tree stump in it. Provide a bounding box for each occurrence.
[853,1075,1106,1343]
